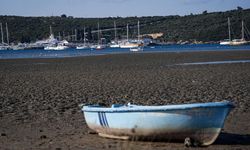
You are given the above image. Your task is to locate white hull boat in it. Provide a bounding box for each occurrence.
[76,45,89,50]
[130,46,143,52]
[82,101,234,146]
[44,45,69,50]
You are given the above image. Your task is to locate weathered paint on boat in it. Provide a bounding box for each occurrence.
[82,101,234,146]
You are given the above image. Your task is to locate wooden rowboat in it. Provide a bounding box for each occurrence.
[82,101,234,146]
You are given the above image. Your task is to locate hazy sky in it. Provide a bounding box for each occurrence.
[1,0,250,17]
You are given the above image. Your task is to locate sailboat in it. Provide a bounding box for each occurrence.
[130,20,143,52]
[44,26,69,50]
[120,23,140,49]
[44,40,69,50]
[96,22,106,50]
[220,18,249,46]
[220,17,232,45]
[230,20,249,46]
[110,21,120,48]
[76,27,89,49]
[0,22,11,50]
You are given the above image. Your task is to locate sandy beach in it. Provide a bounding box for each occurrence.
[0,50,250,149]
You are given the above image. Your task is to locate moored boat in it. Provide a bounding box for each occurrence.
[220,17,232,45]
[44,40,69,50]
[76,45,89,50]
[220,18,249,46]
[109,21,120,48]
[120,42,140,48]
[230,39,249,46]
[121,21,143,49]
[94,22,106,50]
[0,23,11,50]
[230,20,249,46]
[130,46,143,52]
[109,43,120,48]
[44,44,69,50]
[96,45,106,50]
[82,101,234,146]
[0,43,11,50]
[76,27,89,50]
[219,40,231,45]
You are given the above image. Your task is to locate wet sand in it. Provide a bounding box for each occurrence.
[0,50,250,149]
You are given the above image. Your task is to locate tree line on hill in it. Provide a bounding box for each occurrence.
[0,7,250,43]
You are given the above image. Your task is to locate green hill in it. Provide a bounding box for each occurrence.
[0,8,250,43]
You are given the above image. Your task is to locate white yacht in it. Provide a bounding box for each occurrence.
[130,46,143,52]
[129,21,143,52]
[76,27,89,49]
[0,23,11,50]
[220,18,249,46]
[220,17,232,45]
[110,21,120,48]
[110,41,120,48]
[96,45,106,50]
[76,45,88,50]
[110,44,120,48]
[120,24,140,49]
[0,43,11,50]
[44,40,69,50]
[220,40,231,45]
[230,20,249,45]
[95,23,106,50]
[120,41,140,48]
[0,45,11,50]
[44,45,69,50]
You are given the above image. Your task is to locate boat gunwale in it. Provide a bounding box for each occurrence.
[82,101,234,113]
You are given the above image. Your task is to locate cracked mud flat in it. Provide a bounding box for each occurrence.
[0,50,250,149]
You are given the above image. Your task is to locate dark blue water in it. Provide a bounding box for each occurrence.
[1,44,250,59]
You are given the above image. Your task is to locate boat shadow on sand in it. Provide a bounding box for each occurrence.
[214,132,250,145]
[101,132,250,146]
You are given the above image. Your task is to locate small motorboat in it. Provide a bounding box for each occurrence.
[82,101,234,146]
[130,46,143,52]
[76,45,89,50]
[95,45,106,50]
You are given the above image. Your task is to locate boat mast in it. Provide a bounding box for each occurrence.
[242,20,244,40]
[6,23,9,44]
[137,20,140,42]
[50,25,53,35]
[228,17,231,41]
[126,24,129,42]
[75,29,77,41]
[0,23,4,44]
[114,21,117,43]
[58,32,61,41]
[97,22,100,45]
[84,26,86,46]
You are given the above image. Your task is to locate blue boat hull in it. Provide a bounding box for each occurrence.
[82,101,233,146]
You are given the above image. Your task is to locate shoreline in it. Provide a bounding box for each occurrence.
[1,47,250,60]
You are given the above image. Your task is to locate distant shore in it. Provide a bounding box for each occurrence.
[1,8,250,44]
[0,50,250,149]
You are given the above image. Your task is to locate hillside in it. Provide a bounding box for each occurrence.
[0,8,250,43]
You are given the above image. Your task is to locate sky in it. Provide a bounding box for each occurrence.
[1,0,250,18]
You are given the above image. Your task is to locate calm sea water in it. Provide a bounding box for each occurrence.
[1,44,250,59]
